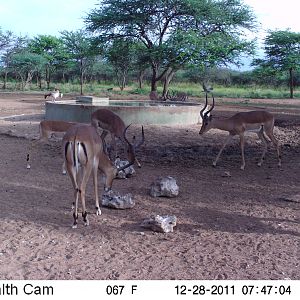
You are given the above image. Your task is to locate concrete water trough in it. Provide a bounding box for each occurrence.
[45,96,203,125]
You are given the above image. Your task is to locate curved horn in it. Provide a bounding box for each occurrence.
[134,126,145,149]
[205,93,215,117]
[117,124,135,172]
[122,124,131,145]
[123,124,145,149]
[117,124,145,172]
[200,92,209,119]
[130,126,144,169]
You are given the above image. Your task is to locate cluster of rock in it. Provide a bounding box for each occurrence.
[100,159,136,209]
[102,175,179,233]
[141,176,179,233]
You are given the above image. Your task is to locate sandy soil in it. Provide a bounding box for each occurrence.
[0,92,299,280]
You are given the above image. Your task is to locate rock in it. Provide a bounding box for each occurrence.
[114,158,135,179]
[102,190,135,209]
[141,215,177,233]
[150,176,179,197]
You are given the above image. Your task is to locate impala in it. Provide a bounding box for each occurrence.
[63,123,143,228]
[91,108,144,167]
[26,120,78,173]
[44,88,63,102]
[199,94,281,170]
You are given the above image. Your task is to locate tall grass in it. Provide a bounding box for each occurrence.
[1,80,299,99]
[168,82,300,99]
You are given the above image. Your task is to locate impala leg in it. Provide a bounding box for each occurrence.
[72,189,80,229]
[62,161,67,175]
[26,137,45,169]
[79,164,93,227]
[239,134,246,170]
[26,140,35,169]
[26,153,31,169]
[257,129,268,167]
[213,134,232,167]
[265,130,281,167]
[92,162,101,216]
[66,163,80,228]
[102,166,115,193]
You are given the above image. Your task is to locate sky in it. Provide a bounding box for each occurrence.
[1,0,299,37]
[244,0,300,42]
[0,0,98,36]
[0,0,299,69]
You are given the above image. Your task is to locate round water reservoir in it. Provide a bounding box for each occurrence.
[45,98,203,125]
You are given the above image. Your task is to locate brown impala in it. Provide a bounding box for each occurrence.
[63,123,144,228]
[199,93,281,170]
[91,108,144,167]
[26,120,78,173]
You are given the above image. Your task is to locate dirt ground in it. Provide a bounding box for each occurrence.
[0,92,299,280]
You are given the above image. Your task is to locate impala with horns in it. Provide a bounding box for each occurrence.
[199,94,281,170]
[91,108,144,167]
[63,123,143,228]
[26,120,78,173]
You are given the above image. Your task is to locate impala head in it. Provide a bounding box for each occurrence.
[117,124,145,171]
[199,93,215,135]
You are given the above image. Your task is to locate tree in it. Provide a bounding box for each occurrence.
[0,28,13,50]
[106,39,137,90]
[9,51,47,90]
[89,57,114,83]
[29,35,65,89]
[132,43,150,89]
[61,30,99,95]
[253,30,300,98]
[0,28,15,89]
[85,0,256,96]
[1,34,29,89]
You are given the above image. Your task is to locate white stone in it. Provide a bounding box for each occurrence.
[102,190,135,209]
[141,215,177,233]
[150,176,179,197]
